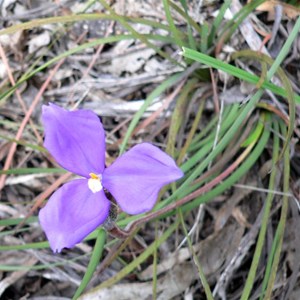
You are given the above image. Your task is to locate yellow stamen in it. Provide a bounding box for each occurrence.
[89,173,99,180]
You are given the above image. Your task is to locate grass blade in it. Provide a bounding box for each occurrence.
[73,229,107,299]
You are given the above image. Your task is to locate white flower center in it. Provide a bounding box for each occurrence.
[88,173,103,193]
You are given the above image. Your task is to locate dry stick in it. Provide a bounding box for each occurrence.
[209,67,219,114]
[106,117,132,140]
[132,79,187,136]
[0,43,42,142]
[108,141,255,238]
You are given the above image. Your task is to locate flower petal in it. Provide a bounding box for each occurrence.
[102,143,183,214]
[39,179,110,253]
[42,103,105,177]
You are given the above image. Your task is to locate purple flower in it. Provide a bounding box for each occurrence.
[39,103,183,253]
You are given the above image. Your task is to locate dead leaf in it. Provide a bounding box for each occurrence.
[256,0,300,20]
[27,31,51,54]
